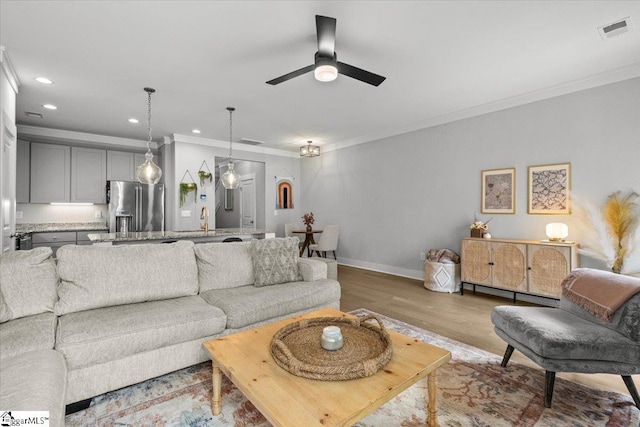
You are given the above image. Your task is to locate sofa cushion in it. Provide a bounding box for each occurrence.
[491,306,640,365]
[250,237,300,287]
[56,296,226,369]
[0,349,67,427]
[195,241,254,291]
[0,289,7,323]
[55,240,199,315]
[200,279,341,329]
[0,247,57,322]
[0,312,57,361]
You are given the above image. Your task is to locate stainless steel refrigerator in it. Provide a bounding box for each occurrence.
[107,181,164,233]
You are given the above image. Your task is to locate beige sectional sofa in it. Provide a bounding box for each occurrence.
[0,238,340,427]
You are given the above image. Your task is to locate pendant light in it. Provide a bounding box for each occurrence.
[221,107,240,189]
[136,87,162,184]
[300,140,320,157]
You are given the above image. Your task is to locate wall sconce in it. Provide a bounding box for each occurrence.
[546,223,569,241]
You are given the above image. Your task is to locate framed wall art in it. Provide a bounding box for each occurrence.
[275,176,294,209]
[481,168,515,214]
[528,163,571,214]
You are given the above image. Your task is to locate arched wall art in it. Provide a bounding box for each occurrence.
[275,176,294,209]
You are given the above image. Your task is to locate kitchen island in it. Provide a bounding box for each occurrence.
[88,228,275,245]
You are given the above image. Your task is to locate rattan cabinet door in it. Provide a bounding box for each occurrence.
[461,239,492,285]
[527,244,571,298]
[491,242,527,292]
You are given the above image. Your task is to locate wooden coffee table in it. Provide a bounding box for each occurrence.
[202,308,451,426]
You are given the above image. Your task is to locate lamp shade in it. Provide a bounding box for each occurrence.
[546,223,568,241]
[136,151,162,184]
[221,162,239,189]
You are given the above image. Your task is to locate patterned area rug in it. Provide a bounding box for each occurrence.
[66,309,639,426]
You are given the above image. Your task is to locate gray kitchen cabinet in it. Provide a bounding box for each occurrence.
[16,139,30,203]
[71,147,106,203]
[30,143,71,203]
[107,151,160,182]
[32,231,76,257]
[107,150,136,181]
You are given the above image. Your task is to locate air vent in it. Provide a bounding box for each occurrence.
[598,17,632,40]
[239,138,266,146]
[25,112,43,118]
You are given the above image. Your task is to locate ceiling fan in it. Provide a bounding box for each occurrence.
[266,15,386,87]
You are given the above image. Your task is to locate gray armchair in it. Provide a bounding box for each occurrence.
[491,268,640,409]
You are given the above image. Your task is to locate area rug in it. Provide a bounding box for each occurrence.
[66,309,639,427]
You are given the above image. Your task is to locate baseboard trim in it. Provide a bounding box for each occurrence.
[336,257,424,281]
[335,258,558,307]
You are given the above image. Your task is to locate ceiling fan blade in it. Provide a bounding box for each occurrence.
[316,15,336,57]
[266,64,314,85]
[337,62,386,86]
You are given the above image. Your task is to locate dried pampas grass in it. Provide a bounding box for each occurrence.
[574,191,640,274]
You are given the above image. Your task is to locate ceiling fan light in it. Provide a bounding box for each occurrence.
[314,64,338,82]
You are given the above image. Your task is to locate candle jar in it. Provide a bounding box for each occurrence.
[321,326,343,351]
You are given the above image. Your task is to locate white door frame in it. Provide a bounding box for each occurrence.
[239,173,256,229]
[1,110,17,252]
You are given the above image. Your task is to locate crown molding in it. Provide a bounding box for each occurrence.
[0,46,21,93]
[17,125,154,150]
[324,63,640,153]
[170,133,299,158]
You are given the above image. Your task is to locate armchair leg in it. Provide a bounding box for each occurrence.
[544,371,556,408]
[622,375,640,409]
[332,250,337,259]
[501,345,514,367]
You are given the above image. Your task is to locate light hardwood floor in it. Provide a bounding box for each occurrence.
[338,264,638,397]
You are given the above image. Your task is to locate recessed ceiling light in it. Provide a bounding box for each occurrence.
[25,112,43,118]
[42,104,57,110]
[35,77,54,84]
[192,129,201,134]
[128,118,139,124]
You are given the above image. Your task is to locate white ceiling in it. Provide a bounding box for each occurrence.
[2,1,639,153]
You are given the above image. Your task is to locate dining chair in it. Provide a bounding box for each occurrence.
[309,225,339,259]
[284,223,297,238]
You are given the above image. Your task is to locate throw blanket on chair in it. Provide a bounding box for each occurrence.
[561,268,640,322]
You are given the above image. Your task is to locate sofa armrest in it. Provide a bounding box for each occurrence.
[298,258,328,281]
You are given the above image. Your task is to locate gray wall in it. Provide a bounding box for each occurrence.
[300,77,640,279]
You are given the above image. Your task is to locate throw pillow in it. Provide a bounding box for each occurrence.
[0,247,58,322]
[250,237,299,287]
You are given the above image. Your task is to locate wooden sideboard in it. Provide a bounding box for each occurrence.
[460,237,579,301]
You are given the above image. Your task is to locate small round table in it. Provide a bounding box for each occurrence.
[292,229,323,257]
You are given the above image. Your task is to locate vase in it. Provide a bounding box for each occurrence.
[306,224,312,232]
[470,228,483,238]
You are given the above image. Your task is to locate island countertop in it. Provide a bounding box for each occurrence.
[88,228,274,243]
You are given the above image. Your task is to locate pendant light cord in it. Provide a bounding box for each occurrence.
[227,107,235,162]
[147,91,152,151]
[144,87,156,153]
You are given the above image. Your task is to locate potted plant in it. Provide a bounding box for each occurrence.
[179,183,198,208]
[302,212,315,232]
[469,214,492,238]
[198,170,212,186]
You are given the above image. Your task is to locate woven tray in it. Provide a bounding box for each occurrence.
[270,315,393,381]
